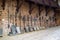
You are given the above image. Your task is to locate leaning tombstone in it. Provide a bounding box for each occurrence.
[32,27,35,31]
[8,23,13,36]
[29,26,33,32]
[32,22,36,31]
[0,28,3,37]
[33,26,37,31]
[24,26,29,33]
[11,24,17,35]
[36,26,40,31]
[0,22,3,37]
[2,19,9,36]
[20,27,25,34]
[16,26,21,34]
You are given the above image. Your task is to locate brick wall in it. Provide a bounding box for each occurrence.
[0,0,56,29]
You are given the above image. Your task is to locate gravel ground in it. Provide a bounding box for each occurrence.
[0,26,60,40]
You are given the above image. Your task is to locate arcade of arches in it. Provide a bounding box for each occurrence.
[0,0,60,36]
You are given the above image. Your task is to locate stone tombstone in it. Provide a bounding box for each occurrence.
[24,26,29,32]
[33,26,37,31]
[11,24,17,35]
[29,26,33,32]
[0,22,3,37]
[20,27,25,33]
[2,19,9,36]
[0,28,3,37]
[32,22,37,31]
[16,26,21,34]
[36,26,40,31]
